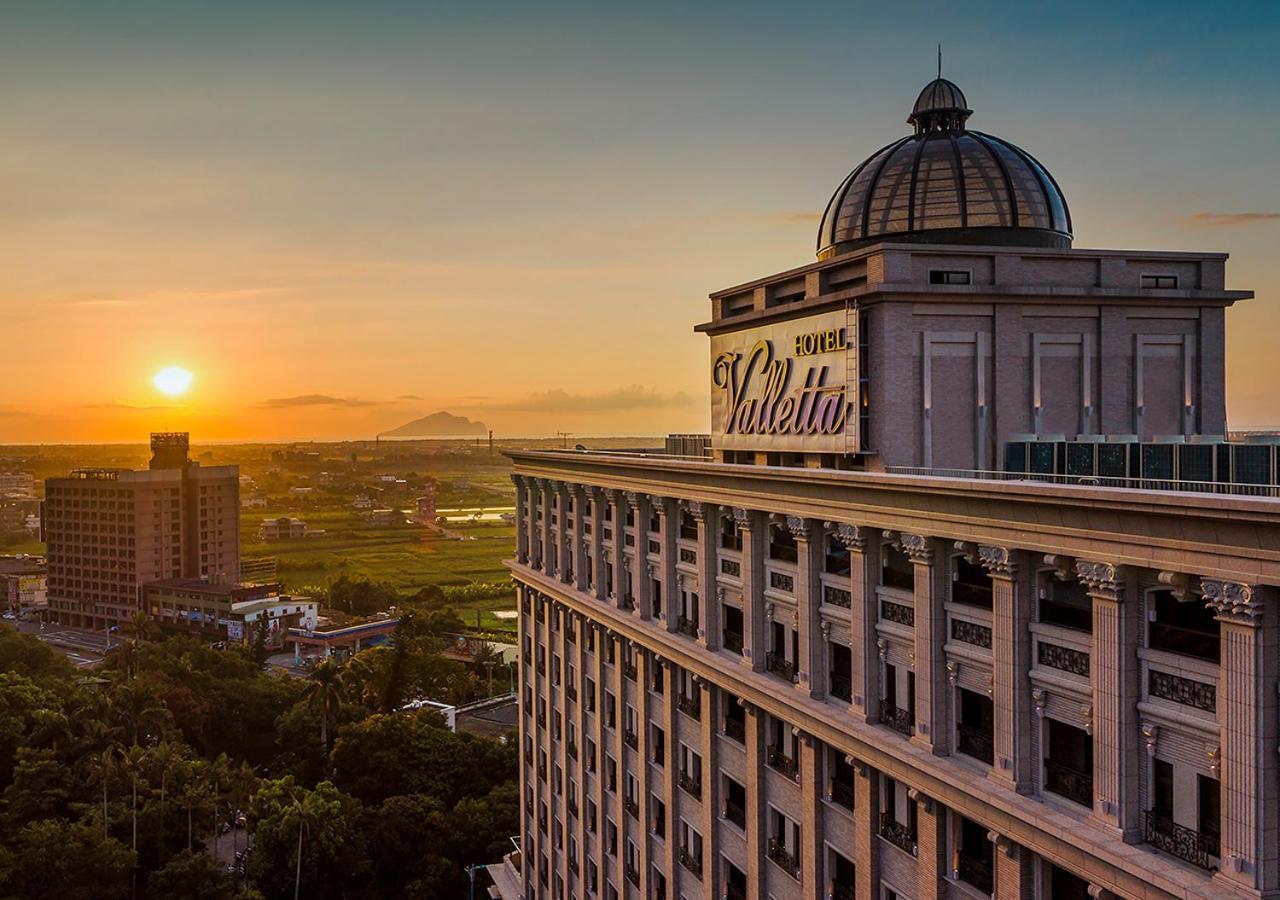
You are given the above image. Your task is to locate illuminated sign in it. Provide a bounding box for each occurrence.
[710,307,859,454]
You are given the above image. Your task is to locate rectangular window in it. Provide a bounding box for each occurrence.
[1141,274,1179,289]
[929,269,971,285]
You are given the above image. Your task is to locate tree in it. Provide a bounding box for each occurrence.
[248,777,367,900]
[146,851,237,900]
[117,743,148,897]
[147,741,184,859]
[5,818,133,900]
[305,658,344,749]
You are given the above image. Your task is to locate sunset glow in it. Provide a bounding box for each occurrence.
[152,366,194,397]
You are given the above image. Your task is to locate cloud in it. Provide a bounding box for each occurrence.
[254,394,380,410]
[773,211,822,223]
[1183,212,1280,227]
[494,385,695,414]
[397,394,424,401]
[80,400,178,411]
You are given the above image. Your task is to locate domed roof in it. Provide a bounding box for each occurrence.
[817,79,1072,259]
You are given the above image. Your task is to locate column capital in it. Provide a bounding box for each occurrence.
[731,506,754,529]
[825,522,867,551]
[784,515,814,541]
[977,544,1017,578]
[1074,560,1121,599]
[623,490,640,511]
[1201,579,1262,624]
[899,532,931,564]
[685,499,707,522]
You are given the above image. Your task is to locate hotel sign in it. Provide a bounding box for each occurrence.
[710,307,859,454]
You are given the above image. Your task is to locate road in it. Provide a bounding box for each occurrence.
[11,619,111,668]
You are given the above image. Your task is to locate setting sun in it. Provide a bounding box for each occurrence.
[152,366,193,397]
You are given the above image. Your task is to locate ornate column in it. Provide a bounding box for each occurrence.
[990,832,1034,900]
[913,789,944,900]
[791,516,822,698]
[555,482,571,581]
[699,683,721,892]
[744,698,764,898]
[1078,559,1140,838]
[852,758,879,900]
[626,492,651,618]
[831,523,876,722]
[657,498,678,633]
[904,533,949,755]
[589,488,606,602]
[737,508,766,672]
[526,478,542,569]
[571,485,588,594]
[539,479,556,578]
[981,544,1033,793]
[1203,579,1278,893]
[606,490,625,607]
[512,475,529,564]
[693,502,720,649]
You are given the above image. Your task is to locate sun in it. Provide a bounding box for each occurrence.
[152,366,194,397]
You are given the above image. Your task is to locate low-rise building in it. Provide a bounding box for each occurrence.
[143,578,317,645]
[0,472,35,499]
[258,516,307,541]
[0,556,47,615]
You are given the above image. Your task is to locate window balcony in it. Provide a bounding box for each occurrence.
[676,693,702,720]
[679,848,702,878]
[623,729,638,751]
[956,722,994,765]
[1144,811,1219,871]
[724,799,746,829]
[624,796,639,819]
[765,652,796,683]
[832,885,856,900]
[879,700,913,737]
[625,864,640,887]
[766,746,799,782]
[1044,759,1093,808]
[723,630,744,654]
[723,718,745,744]
[957,852,994,895]
[829,779,855,811]
[878,812,917,856]
[677,615,700,639]
[679,771,702,798]
[766,838,799,879]
[623,661,637,681]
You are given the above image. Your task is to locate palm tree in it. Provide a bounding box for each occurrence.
[118,743,148,900]
[175,763,205,853]
[110,680,171,747]
[130,610,154,643]
[279,786,317,900]
[148,741,183,860]
[471,640,502,697]
[85,745,116,840]
[207,754,232,863]
[306,658,345,749]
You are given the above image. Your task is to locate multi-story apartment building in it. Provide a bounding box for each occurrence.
[43,433,239,630]
[506,78,1278,900]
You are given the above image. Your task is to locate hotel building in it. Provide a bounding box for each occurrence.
[43,433,240,630]
[506,79,1279,900]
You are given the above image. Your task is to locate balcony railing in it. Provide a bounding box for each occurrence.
[832,884,856,900]
[830,779,855,810]
[676,693,702,720]
[879,700,914,737]
[677,615,700,638]
[879,812,917,856]
[624,796,639,819]
[765,652,796,683]
[723,630,744,654]
[723,718,745,744]
[830,673,852,702]
[767,838,800,879]
[625,864,640,887]
[623,660,637,680]
[624,729,638,751]
[957,852,994,895]
[679,771,702,798]
[766,746,799,781]
[724,799,746,829]
[956,722,994,765]
[1044,758,1093,808]
[679,847,702,878]
[1144,810,1219,871]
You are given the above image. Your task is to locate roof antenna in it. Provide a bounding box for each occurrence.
[937,43,942,79]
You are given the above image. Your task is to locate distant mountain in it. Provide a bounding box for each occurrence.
[380,411,488,438]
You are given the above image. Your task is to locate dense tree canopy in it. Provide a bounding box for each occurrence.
[0,622,517,899]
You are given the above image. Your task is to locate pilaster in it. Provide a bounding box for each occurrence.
[792,516,822,699]
[737,508,766,672]
[903,533,949,755]
[693,502,721,650]
[981,544,1033,793]
[1203,579,1279,894]
[1079,559,1140,838]
[832,523,877,722]
[799,731,822,899]
[853,758,879,900]
[914,790,944,900]
[991,833,1034,900]
[540,480,556,579]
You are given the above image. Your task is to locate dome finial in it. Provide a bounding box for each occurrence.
[937,43,942,80]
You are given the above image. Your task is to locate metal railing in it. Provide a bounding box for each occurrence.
[1044,759,1093,808]
[723,630,744,654]
[766,652,796,683]
[880,700,914,737]
[957,853,994,894]
[879,812,917,856]
[723,718,745,744]
[766,746,799,781]
[678,771,702,798]
[679,847,703,877]
[676,615,700,638]
[885,465,1280,499]
[956,722,994,765]
[1144,810,1219,871]
[767,838,799,878]
[676,693,702,720]
[830,779,855,810]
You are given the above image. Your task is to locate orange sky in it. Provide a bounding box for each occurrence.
[3,3,1279,443]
